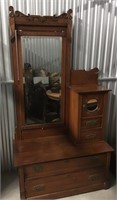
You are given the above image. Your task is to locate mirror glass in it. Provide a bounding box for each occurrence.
[21,36,62,124]
[86,99,98,112]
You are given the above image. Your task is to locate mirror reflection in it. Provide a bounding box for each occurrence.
[86,99,98,112]
[21,36,62,124]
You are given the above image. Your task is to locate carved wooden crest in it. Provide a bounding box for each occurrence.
[9,6,72,26]
[9,6,72,40]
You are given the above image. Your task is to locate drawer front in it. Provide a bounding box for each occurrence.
[80,129,103,141]
[81,118,102,129]
[25,167,105,198]
[81,93,104,117]
[24,156,105,179]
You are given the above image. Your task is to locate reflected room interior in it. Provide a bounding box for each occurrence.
[21,36,62,124]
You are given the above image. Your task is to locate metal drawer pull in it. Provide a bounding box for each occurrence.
[85,134,96,139]
[33,184,45,192]
[85,120,98,126]
[32,164,43,172]
[88,175,100,181]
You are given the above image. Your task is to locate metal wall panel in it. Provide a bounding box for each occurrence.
[1,84,15,171]
[22,36,62,73]
[0,0,117,171]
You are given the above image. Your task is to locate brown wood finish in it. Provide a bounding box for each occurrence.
[25,168,105,198]
[9,6,113,200]
[13,135,113,167]
[18,167,26,199]
[70,68,99,86]
[24,154,107,179]
[26,184,109,200]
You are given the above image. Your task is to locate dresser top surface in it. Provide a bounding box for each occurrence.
[69,85,110,93]
[14,135,113,167]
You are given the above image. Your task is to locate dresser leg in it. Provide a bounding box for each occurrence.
[18,167,26,199]
[20,192,26,200]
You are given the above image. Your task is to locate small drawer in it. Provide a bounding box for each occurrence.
[81,118,102,129]
[81,129,103,141]
[24,155,105,179]
[25,167,106,198]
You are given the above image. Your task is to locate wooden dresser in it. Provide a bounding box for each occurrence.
[9,7,114,200]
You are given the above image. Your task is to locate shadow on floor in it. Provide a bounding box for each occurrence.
[1,170,18,193]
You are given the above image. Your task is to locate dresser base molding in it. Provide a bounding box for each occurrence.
[26,183,110,200]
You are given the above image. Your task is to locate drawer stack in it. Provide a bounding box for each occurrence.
[80,92,106,142]
[69,87,109,143]
[24,155,107,199]
[14,136,113,199]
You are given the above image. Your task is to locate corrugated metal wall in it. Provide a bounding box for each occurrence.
[1,84,15,171]
[0,0,117,171]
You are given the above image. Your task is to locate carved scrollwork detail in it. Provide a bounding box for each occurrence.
[56,9,72,19]
[9,6,72,25]
[15,11,27,17]
[53,9,72,23]
[26,15,48,23]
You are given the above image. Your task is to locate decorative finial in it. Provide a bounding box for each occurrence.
[9,6,14,17]
[67,9,72,19]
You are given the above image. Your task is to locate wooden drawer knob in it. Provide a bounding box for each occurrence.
[85,134,96,139]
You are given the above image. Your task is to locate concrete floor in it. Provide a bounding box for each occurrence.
[1,171,116,200]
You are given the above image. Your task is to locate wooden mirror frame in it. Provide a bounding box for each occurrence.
[9,6,72,139]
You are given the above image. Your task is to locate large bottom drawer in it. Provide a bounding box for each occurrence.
[25,167,106,198]
[24,154,106,179]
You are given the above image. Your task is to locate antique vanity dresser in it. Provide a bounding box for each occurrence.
[9,6,113,200]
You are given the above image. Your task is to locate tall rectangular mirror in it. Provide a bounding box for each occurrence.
[21,36,62,124]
